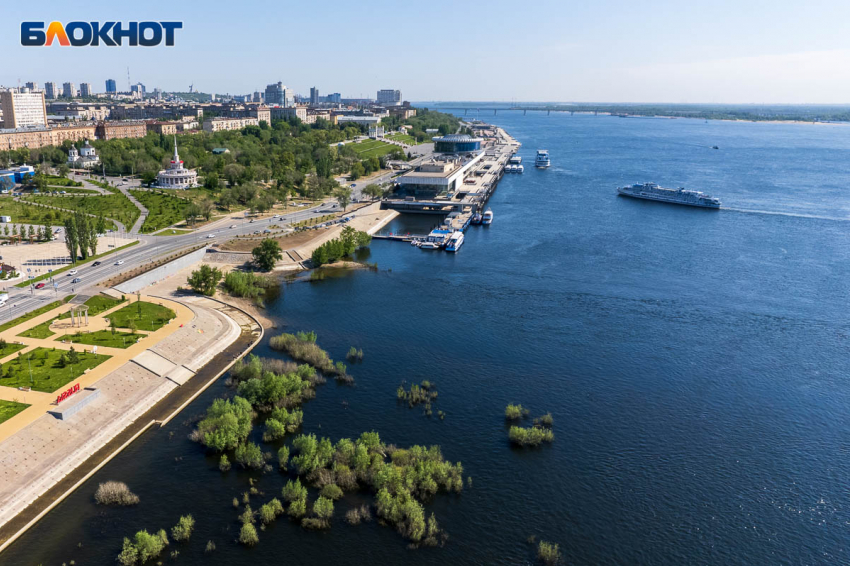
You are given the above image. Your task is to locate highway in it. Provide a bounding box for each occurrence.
[0,203,335,323]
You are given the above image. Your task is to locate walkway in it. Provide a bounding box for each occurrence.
[116,186,148,234]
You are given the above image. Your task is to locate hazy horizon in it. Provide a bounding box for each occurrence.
[4,0,850,104]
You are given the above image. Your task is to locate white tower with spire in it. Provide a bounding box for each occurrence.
[156,135,198,189]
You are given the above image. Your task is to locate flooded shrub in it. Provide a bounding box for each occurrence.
[282,478,308,502]
[116,529,168,566]
[263,418,287,442]
[235,442,266,469]
[508,426,554,446]
[313,496,334,521]
[238,523,259,546]
[505,404,528,420]
[268,332,349,379]
[191,397,253,451]
[278,446,290,470]
[204,540,216,553]
[287,496,307,518]
[345,505,373,525]
[320,483,344,500]
[239,504,255,525]
[237,365,315,411]
[534,413,554,428]
[258,502,277,525]
[537,540,562,565]
[346,347,364,362]
[219,455,231,472]
[171,515,195,542]
[397,382,438,409]
[94,481,139,506]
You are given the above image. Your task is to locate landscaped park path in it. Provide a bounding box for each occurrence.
[117,185,148,234]
[12,195,127,233]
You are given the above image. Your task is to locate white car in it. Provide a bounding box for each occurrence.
[68,269,78,275]
[115,260,124,265]
[207,234,216,239]
[229,224,237,229]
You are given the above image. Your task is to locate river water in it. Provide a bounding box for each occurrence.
[7,112,850,565]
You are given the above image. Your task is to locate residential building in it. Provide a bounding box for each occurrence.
[146,120,178,135]
[130,83,146,95]
[52,122,98,145]
[325,93,341,104]
[202,117,259,132]
[44,82,58,99]
[62,82,77,98]
[265,82,285,106]
[310,87,319,105]
[24,82,38,91]
[377,89,402,105]
[79,83,92,98]
[0,89,47,129]
[105,79,117,93]
[156,137,197,189]
[0,127,53,150]
[269,106,307,122]
[252,91,263,103]
[95,120,147,140]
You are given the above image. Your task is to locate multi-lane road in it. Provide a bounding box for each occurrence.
[0,203,337,323]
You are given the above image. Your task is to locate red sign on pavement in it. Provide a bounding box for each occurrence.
[56,383,80,404]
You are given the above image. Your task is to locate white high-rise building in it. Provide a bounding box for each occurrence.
[44,82,58,99]
[0,88,47,129]
[377,89,402,105]
[62,82,76,98]
[79,82,92,97]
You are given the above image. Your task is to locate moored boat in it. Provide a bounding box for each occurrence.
[482,209,493,225]
[446,232,464,252]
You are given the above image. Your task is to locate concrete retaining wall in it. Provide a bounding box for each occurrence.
[115,247,207,294]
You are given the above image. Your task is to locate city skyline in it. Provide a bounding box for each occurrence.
[4,0,850,103]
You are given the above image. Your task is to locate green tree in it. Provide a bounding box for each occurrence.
[333,186,352,211]
[350,162,365,180]
[313,496,334,521]
[238,522,258,546]
[252,239,283,271]
[64,216,78,262]
[171,515,195,542]
[187,265,222,296]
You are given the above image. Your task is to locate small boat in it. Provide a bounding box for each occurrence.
[482,209,493,225]
[509,155,522,165]
[419,242,440,250]
[446,232,464,252]
[711,145,719,150]
[516,164,524,173]
[535,150,550,168]
[471,213,483,225]
[410,239,421,247]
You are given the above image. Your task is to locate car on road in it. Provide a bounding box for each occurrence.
[351,184,356,188]
[59,190,66,194]
[68,269,77,275]
[249,219,255,223]
[115,260,124,265]
[229,225,237,229]
[92,261,101,266]
[263,229,271,233]
[207,234,216,239]
[35,282,46,289]
[72,277,81,283]
[253,230,260,235]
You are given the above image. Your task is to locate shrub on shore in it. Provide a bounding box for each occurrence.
[94,481,139,506]
[537,540,562,565]
[505,404,529,420]
[508,425,554,446]
[311,226,372,267]
[171,515,195,542]
[223,271,277,305]
[117,529,168,566]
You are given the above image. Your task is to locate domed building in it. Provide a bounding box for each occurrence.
[156,136,197,189]
[432,134,482,154]
[67,140,100,169]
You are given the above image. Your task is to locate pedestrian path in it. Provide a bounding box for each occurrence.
[117,186,148,234]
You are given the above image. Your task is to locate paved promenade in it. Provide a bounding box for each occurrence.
[0,288,248,534]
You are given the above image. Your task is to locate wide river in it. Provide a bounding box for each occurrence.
[7,112,850,565]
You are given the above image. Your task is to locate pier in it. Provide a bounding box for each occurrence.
[380,122,520,238]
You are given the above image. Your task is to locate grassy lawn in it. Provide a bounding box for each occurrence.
[154,228,193,236]
[0,300,63,333]
[42,175,83,187]
[350,140,402,159]
[81,295,125,315]
[0,341,27,358]
[386,133,416,145]
[0,400,30,424]
[26,194,140,230]
[85,179,117,194]
[47,187,101,194]
[0,347,111,393]
[107,301,176,332]
[66,330,143,349]
[0,199,76,227]
[17,318,57,339]
[129,190,188,233]
[16,241,139,288]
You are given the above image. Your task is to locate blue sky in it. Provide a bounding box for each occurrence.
[3,0,850,103]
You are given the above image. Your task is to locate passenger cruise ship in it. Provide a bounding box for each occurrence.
[535,150,550,168]
[617,182,721,209]
[446,232,464,252]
